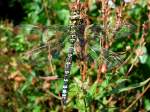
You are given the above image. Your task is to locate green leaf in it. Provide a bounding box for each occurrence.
[144,99,150,111]
[116,78,130,84]
[33,105,41,112]
[76,99,85,111]
[89,47,99,60]
[87,81,98,98]
[56,9,70,25]
[112,78,150,93]
[139,46,148,64]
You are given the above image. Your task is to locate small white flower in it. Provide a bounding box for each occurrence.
[124,0,132,3]
[108,0,115,8]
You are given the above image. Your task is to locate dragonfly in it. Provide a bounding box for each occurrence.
[0,0,136,105]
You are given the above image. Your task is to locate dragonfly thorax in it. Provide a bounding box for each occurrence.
[69,8,82,44]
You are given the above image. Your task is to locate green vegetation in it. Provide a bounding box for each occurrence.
[0,0,150,111]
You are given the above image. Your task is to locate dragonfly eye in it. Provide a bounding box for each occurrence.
[70,10,80,20]
[70,34,76,38]
[70,38,77,44]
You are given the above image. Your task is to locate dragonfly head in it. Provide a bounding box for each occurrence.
[69,1,81,20]
[69,0,81,11]
[69,0,87,19]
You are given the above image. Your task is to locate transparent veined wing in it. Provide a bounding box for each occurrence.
[0,22,136,73]
[84,23,136,40]
[77,23,136,70]
[81,46,126,71]
[100,48,126,70]
[17,23,101,67]
[0,24,72,76]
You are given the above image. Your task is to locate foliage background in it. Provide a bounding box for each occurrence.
[0,0,150,112]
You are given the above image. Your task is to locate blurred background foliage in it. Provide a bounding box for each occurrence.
[0,0,150,112]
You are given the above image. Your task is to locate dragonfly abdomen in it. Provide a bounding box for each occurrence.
[62,45,74,104]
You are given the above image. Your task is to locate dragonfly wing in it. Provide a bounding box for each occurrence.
[14,24,70,43]
[102,48,126,70]
[84,24,105,40]
[79,23,135,66]
[86,46,126,70]
[9,24,70,75]
[113,23,137,39]
[83,23,136,41]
